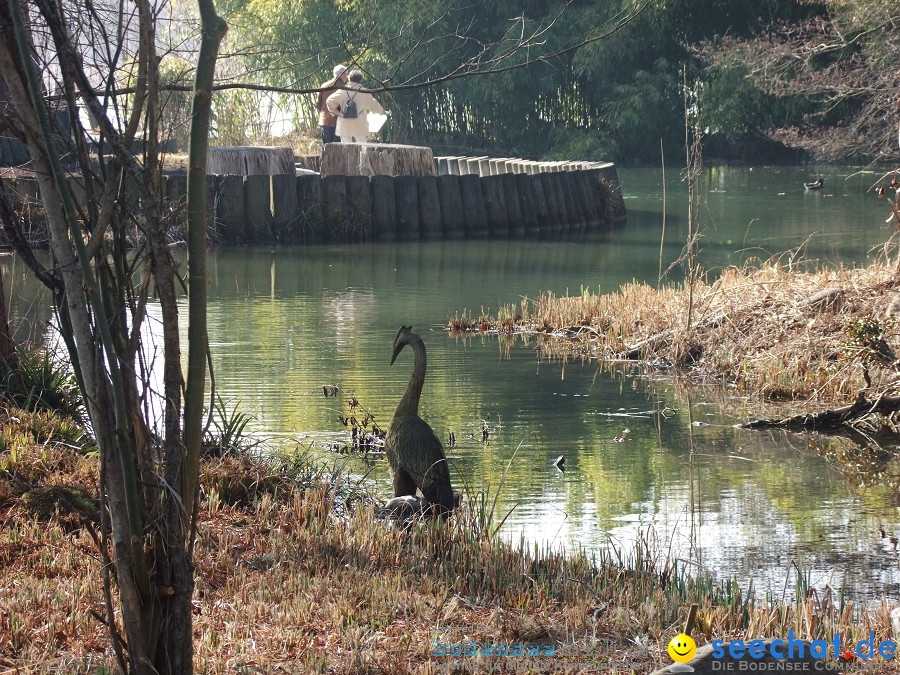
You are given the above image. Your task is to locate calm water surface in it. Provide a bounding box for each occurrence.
[6,165,899,600]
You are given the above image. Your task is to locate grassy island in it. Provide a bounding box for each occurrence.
[450,259,900,430]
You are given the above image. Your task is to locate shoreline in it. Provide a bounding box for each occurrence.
[2,400,897,673]
[448,258,900,426]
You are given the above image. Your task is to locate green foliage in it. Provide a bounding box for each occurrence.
[203,394,258,457]
[159,55,195,152]
[541,127,618,163]
[0,348,82,418]
[215,0,832,162]
[22,485,97,523]
[843,316,894,366]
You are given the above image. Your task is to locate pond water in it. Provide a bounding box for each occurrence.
[5,165,899,601]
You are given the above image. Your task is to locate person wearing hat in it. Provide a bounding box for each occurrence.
[325,69,385,143]
[316,64,348,144]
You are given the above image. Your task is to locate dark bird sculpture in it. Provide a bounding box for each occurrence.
[385,326,455,514]
[804,178,824,190]
[553,455,566,472]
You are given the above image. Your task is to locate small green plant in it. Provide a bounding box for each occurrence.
[0,347,82,418]
[204,394,258,457]
[842,316,895,386]
[844,316,893,356]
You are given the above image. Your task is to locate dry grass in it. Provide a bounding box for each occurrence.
[1,403,897,673]
[451,259,900,407]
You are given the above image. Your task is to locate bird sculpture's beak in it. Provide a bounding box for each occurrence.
[390,344,402,366]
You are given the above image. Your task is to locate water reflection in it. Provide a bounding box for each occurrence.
[3,165,898,602]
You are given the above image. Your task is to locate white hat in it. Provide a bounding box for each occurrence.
[333,64,347,78]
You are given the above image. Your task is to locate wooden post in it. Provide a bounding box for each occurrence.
[559,171,584,230]
[322,174,348,241]
[459,174,489,238]
[346,175,374,240]
[215,174,246,243]
[205,175,218,233]
[296,174,325,242]
[466,156,486,176]
[208,146,295,175]
[573,172,598,229]
[417,175,442,239]
[556,171,578,229]
[272,173,300,242]
[515,173,539,235]
[371,174,397,241]
[244,174,273,243]
[321,142,436,177]
[571,169,590,229]
[295,155,320,173]
[528,174,549,232]
[481,174,508,236]
[394,175,420,240]
[501,173,524,236]
[165,172,187,231]
[548,172,570,231]
[539,173,560,230]
[597,163,626,221]
[436,157,451,175]
[585,168,610,229]
[436,174,464,239]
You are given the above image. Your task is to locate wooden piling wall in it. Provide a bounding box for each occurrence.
[0,156,625,246]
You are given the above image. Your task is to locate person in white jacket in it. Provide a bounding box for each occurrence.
[325,70,385,143]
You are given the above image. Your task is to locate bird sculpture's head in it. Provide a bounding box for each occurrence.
[390,325,413,365]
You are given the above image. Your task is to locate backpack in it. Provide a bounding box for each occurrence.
[342,91,359,119]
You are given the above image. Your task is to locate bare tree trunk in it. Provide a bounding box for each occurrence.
[0,0,226,669]
[157,0,227,670]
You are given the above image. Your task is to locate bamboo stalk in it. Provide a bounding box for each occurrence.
[183,0,227,534]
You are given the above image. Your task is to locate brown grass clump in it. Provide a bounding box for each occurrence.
[451,260,900,407]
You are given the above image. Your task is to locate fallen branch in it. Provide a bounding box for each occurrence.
[739,392,900,431]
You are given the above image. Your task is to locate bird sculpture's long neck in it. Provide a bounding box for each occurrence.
[395,335,426,419]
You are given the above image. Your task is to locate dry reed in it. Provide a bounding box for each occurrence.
[450,259,900,407]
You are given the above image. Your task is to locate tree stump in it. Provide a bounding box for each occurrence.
[207,146,295,175]
[320,142,435,177]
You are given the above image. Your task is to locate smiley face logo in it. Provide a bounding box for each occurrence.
[667,633,697,663]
